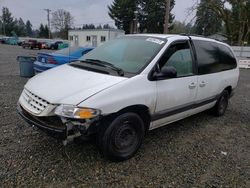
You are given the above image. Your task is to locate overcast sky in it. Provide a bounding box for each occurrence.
[0,0,198,29]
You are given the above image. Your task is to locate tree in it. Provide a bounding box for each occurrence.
[1,7,14,36]
[44,25,49,38]
[170,21,187,34]
[25,20,33,37]
[51,9,74,39]
[82,24,95,29]
[138,0,175,33]
[103,24,113,29]
[38,24,49,38]
[108,0,137,34]
[108,0,175,34]
[197,0,250,45]
[38,24,45,38]
[96,24,102,29]
[195,0,222,36]
[17,18,26,36]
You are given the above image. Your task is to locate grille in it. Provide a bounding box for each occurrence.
[22,89,50,114]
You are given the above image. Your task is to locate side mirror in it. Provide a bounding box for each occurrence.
[153,66,177,80]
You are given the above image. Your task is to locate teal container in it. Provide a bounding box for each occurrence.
[17,56,37,77]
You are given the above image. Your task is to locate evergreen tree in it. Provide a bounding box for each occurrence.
[25,20,33,37]
[103,24,113,29]
[1,7,14,36]
[138,0,175,33]
[108,0,175,34]
[44,25,49,38]
[108,0,136,34]
[96,24,102,29]
[38,24,49,38]
[17,18,26,36]
[195,0,222,36]
[82,24,95,29]
[38,24,45,38]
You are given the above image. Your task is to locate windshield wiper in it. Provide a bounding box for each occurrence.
[83,59,124,76]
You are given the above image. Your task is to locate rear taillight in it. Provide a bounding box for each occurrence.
[48,57,58,64]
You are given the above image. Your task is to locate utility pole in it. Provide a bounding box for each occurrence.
[164,0,171,34]
[44,9,52,38]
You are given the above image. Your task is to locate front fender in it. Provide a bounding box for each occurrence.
[78,75,157,115]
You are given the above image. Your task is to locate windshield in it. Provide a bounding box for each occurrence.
[79,36,165,74]
[53,46,79,55]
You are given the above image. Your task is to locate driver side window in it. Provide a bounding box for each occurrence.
[159,41,194,77]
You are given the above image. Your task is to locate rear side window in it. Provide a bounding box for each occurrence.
[193,40,237,75]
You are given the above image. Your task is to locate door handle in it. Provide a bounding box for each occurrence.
[189,83,196,89]
[199,81,206,87]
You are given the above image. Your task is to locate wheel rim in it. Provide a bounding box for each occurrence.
[112,121,139,154]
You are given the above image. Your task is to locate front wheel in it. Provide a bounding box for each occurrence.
[212,90,229,116]
[97,112,145,162]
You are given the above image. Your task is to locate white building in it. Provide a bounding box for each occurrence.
[68,29,125,47]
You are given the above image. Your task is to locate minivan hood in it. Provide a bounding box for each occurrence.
[25,64,127,105]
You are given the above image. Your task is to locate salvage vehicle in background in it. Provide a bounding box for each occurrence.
[22,39,42,50]
[17,34,239,161]
[50,41,63,50]
[33,46,94,72]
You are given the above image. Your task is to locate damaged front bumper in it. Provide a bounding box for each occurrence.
[17,103,100,142]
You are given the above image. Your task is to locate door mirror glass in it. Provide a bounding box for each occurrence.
[154,66,177,80]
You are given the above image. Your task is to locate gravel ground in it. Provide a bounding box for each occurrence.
[0,44,250,188]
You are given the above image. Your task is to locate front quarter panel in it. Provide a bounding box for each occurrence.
[78,75,157,115]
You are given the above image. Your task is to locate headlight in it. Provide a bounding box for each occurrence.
[54,105,101,119]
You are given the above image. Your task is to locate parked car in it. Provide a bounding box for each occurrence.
[50,41,63,50]
[58,42,69,50]
[17,34,239,161]
[17,39,25,46]
[6,37,18,45]
[22,39,42,49]
[45,41,54,49]
[33,46,94,72]
[40,41,47,49]
[0,37,7,44]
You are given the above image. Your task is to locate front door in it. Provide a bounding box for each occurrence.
[92,35,97,47]
[152,40,198,129]
[74,35,79,46]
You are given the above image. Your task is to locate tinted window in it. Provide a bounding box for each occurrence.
[193,40,237,75]
[160,41,194,77]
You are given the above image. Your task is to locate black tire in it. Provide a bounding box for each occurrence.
[212,90,229,116]
[97,112,145,162]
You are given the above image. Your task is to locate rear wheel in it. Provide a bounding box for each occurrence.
[97,112,145,162]
[212,90,229,116]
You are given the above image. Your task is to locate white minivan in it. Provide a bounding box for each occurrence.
[17,34,239,161]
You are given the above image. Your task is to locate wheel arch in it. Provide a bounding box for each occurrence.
[224,86,232,95]
[105,104,152,132]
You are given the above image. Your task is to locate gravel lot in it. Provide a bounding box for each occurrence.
[0,44,250,188]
